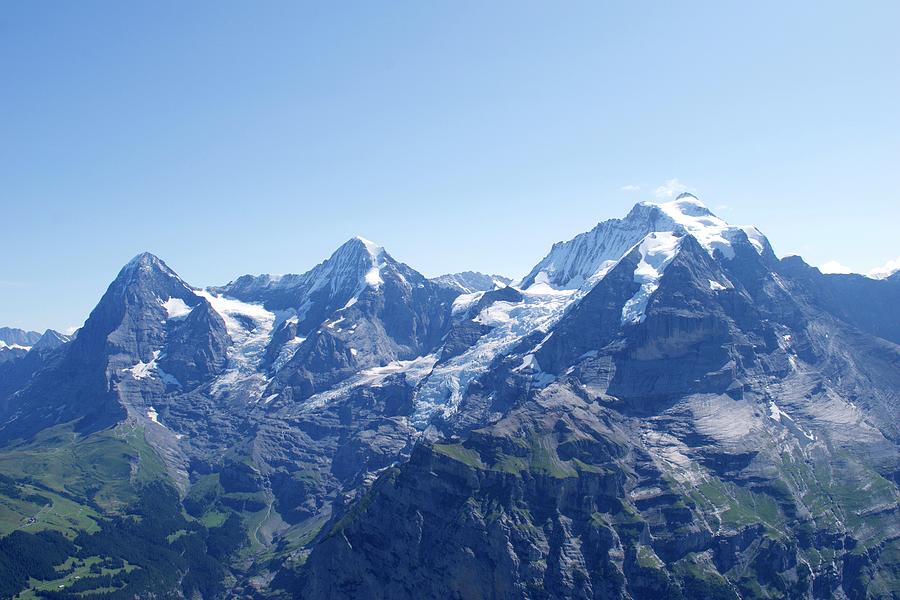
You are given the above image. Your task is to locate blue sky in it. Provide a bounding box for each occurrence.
[2,1,899,332]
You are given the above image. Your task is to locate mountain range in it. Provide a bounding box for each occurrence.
[1,195,898,599]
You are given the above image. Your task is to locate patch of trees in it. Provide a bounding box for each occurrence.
[0,472,51,505]
[0,530,76,598]
[0,482,248,599]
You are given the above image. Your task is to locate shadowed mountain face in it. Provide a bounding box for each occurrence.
[1,200,898,599]
[0,253,229,444]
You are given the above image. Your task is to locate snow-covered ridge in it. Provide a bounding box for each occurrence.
[216,236,392,309]
[519,201,664,291]
[654,194,766,258]
[520,194,767,292]
[0,341,31,352]
[621,232,683,324]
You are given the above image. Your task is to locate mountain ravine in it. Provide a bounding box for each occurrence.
[0,196,897,599]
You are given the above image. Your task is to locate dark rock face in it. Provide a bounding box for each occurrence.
[778,255,900,345]
[0,327,42,348]
[0,330,70,411]
[0,253,229,442]
[0,327,43,365]
[158,301,229,389]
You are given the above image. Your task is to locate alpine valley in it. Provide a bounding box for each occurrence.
[1,196,898,599]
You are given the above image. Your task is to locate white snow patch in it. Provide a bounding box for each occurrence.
[621,232,682,324]
[147,407,159,423]
[123,350,181,386]
[768,400,787,422]
[364,266,383,287]
[473,301,517,327]
[273,336,306,371]
[126,350,161,380]
[451,291,484,315]
[741,226,767,254]
[517,353,540,372]
[0,341,31,351]
[709,279,726,291]
[161,297,193,319]
[768,400,816,441]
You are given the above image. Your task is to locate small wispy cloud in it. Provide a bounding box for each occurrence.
[819,260,853,275]
[620,184,641,192]
[653,178,693,200]
[63,325,81,336]
[0,280,27,287]
[868,256,900,279]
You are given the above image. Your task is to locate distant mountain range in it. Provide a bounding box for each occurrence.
[1,195,898,599]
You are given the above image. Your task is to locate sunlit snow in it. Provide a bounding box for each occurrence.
[161,297,193,319]
[195,290,279,401]
[621,232,682,324]
[412,285,576,425]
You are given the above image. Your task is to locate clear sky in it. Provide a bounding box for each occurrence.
[2,1,899,332]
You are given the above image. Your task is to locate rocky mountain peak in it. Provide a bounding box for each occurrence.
[431,271,512,294]
[30,329,71,352]
[120,251,169,277]
[105,252,197,309]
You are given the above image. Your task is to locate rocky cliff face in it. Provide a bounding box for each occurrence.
[0,253,229,444]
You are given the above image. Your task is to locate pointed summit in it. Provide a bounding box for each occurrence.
[116,251,185,285]
[350,236,385,259]
[100,253,198,314]
[126,250,162,267]
[31,329,71,352]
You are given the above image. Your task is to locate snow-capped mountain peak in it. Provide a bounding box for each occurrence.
[649,196,766,259]
[309,236,389,293]
[521,195,769,291]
